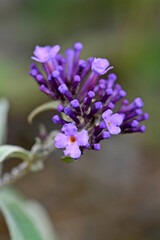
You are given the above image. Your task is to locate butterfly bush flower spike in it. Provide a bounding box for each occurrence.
[30,42,149,160]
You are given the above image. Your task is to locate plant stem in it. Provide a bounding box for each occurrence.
[0,162,29,188]
[0,130,59,189]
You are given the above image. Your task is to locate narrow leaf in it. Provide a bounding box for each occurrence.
[0,99,9,176]
[25,201,57,240]
[0,145,31,164]
[0,188,57,240]
[28,101,60,124]
[0,98,9,145]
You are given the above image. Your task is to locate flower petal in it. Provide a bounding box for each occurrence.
[76,130,89,146]
[31,56,44,63]
[55,133,69,148]
[61,123,77,137]
[50,45,60,57]
[32,45,60,63]
[64,143,81,159]
[102,109,113,121]
[110,113,123,126]
[107,125,121,135]
[91,58,110,75]
[33,46,51,60]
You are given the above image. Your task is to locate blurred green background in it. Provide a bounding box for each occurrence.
[0,0,160,239]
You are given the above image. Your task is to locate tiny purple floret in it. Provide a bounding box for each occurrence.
[91,58,113,75]
[31,45,60,63]
[102,109,123,135]
[55,123,89,159]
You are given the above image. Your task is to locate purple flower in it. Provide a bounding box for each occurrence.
[54,123,89,159]
[31,45,60,63]
[30,42,148,160]
[91,58,113,75]
[102,109,123,134]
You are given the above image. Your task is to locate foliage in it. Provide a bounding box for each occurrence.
[0,98,9,145]
[28,100,60,124]
[0,98,58,240]
[0,188,57,240]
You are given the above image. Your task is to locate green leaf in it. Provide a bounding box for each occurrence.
[0,145,31,164]
[61,156,75,163]
[0,98,9,145]
[28,101,60,124]
[0,98,9,177]
[0,187,57,240]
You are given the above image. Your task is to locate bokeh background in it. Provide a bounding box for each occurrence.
[0,0,160,239]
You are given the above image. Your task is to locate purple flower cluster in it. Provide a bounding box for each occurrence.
[30,43,148,159]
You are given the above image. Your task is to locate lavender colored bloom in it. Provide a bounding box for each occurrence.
[30,42,148,160]
[55,123,89,159]
[92,58,113,75]
[32,45,60,63]
[102,109,123,134]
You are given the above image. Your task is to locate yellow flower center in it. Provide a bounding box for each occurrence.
[70,136,76,143]
[108,121,111,126]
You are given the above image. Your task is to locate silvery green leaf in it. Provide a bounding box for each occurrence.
[0,145,32,164]
[28,101,60,124]
[0,187,57,240]
[0,99,9,176]
[0,98,9,145]
[24,201,57,240]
